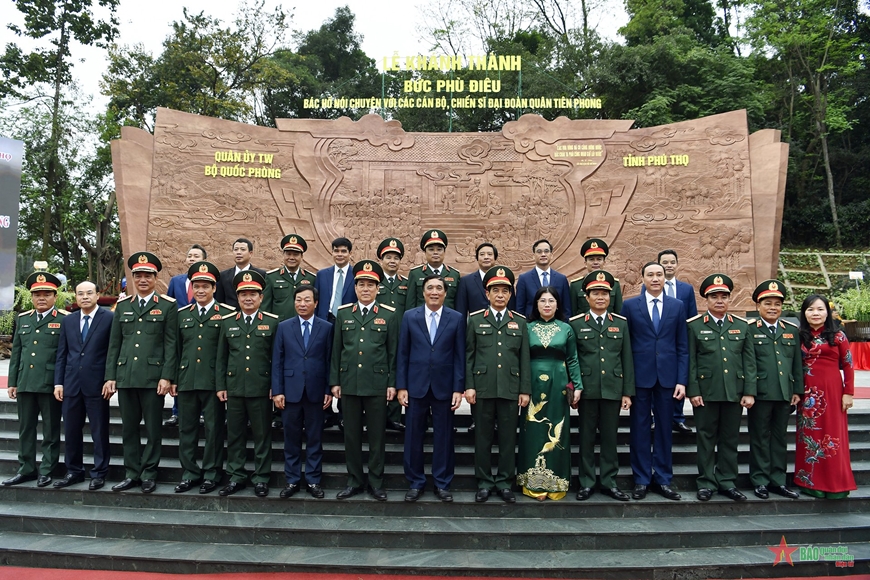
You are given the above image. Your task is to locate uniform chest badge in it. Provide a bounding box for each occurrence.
[48,323,61,329]
[257,324,269,330]
[444,277,454,282]
[783,333,794,339]
[374,318,386,325]
[508,322,519,329]
[728,329,741,334]
[343,319,354,324]
[300,280,311,284]
[479,323,491,328]
[399,285,407,290]
[210,314,222,320]
[607,326,619,332]
[149,309,162,316]
[700,330,713,334]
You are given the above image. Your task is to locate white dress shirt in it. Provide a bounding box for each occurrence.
[644,291,663,320]
[425,306,443,334]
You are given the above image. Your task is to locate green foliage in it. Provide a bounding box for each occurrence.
[834,286,870,321]
[0,285,74,335]
[621,0,720,47]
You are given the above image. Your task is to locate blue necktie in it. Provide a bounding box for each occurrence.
[81,315,90,342]
[303,320,310,350]
[666,281,675,298]
[429,312,438,343]
[651,298,660,332]
[542,271,549,287]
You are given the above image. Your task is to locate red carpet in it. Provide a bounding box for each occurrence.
[0,571,867,580]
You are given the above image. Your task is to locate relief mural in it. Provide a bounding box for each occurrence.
[111,108,787,311]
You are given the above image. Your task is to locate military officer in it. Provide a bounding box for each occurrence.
[569,270,635,501]
[216,270,278,497]
[2,272,66,487]
[569,239,624,315]
[105,252,178,493]
[173,261,234,494]
[465,266,530,503]
[687,274,756,501]
[377,237,408,431]
[405,229,461,311]
[263,233,316,322]
[330,260,399,501]
[747,280,802,500]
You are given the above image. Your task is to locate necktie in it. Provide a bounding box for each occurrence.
[434,268,441,277]
[361,307,369,318]
[81,315,90,341]
[186,280,193,303]
[597,316,604,328]
[331,269,344,316]
[542,271,549,287]
[770,325,776,336]
[666,281,674,298]
[37,313,43,323]
[717,319,723,329]
[139,298,146,309]
[291,272,297,282]
[429,311,438,343]
[302,320,310,350]
[651,298,660,332]
[388,277,394,285]
[245,315,252,327]
[495,311,502,324]
[200,307,207,318]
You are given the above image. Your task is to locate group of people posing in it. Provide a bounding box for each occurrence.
[3,230,857,503]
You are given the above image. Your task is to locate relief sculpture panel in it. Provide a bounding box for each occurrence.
[111,108,787,312]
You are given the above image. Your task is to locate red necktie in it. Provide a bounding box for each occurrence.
[186,279,193,302]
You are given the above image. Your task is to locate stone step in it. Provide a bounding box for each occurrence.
[0,529,865,577]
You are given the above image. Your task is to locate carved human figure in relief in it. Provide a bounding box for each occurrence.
[466,178,484,214]
[441,186,456,213]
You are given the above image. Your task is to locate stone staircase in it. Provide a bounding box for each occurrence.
[0,399,867,578]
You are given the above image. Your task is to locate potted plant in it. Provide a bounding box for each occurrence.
[835,286,870,341]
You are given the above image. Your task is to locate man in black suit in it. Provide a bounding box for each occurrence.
[215,238,266,309]
[455,243,498,316]
[53,281,114,490]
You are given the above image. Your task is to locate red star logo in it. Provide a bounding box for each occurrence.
[769,536,798,566]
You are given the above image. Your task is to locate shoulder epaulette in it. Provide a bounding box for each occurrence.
[570,276,584,283]
[610,313,626,320]
[57,309,69,315]
[178,304,195,312]
[338,303,354,310]
[399,274,407,281]
[221,312,237,320]
[745,318,756,324]
[409,264,424,271]
[220,303,236,311]
[116,295,133,303]
[510,310,526,319]
[687,313,704,323]
[263,312,279,319]
[159,294,176,302]
[267,267,280,274]
[731,314,748,323]
[18,310,33,317]
[569,313,584,321]
[614,278,620,282]
[469,309,486,317]
[379,304,396,312]
[783,319,798,328]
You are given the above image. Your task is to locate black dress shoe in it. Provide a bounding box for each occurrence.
[53,473,85,488]
[36,475,52,487]
[475,488,491,502]
[651,483,681,501]
[770,485,800,499]
[280,483,299,499]
[163,414,178,426]
[89,478,105,491]
[219,481,246,496]
[497,488,516,503]
[307,484,324,498]
[336,485,364,499]
[405,488,424,502]
[600,487,630,501]
[369,486,387,501]
[754,485,769,499]
[631,484,647,500]
[175,480,198,493]
[386,420,405,432]
[141,480,157,493]
[576,487,593,501]
[1,473,37,486]
[254,483,269,497]
[271,418,283,429]
[199,480,217,494]
[672,421,694,434]
[719,488,747,501]
[112,478,140,492]
[697,488,713,501]
[435,487,453,502]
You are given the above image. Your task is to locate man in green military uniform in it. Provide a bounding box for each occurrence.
[331,260,399,501]
[263,233,316,321]
[105,252,178,493]
[569,270,635,501]
[687,274,756,501]
[465,266,530,503]
[405,229,461,311]
[747,280,802,500]
[377,237,408,431]
[173,261,235,494]
[2,272,65,487]
[216,270,278,497]
[569,238,623,315]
